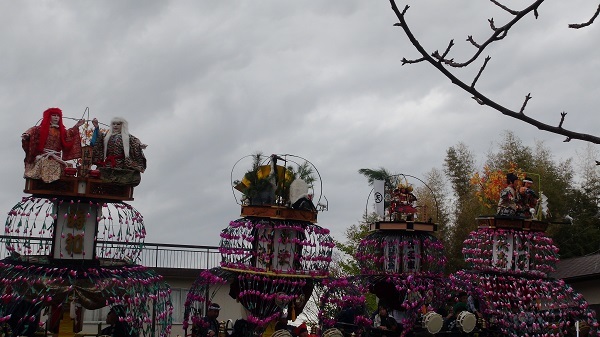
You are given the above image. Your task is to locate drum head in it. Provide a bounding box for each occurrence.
[272,330,293,337]
[322,328,344,337]
[225,319,234,334]
[457,311,476,333]
[423,312,443,334]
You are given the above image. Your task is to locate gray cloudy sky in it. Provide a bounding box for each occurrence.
[1,1,598,246]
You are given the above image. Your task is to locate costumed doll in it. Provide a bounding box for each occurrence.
[22,108,84,183]
[91,117,147,185]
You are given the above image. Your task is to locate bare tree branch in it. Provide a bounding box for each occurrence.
[389,0,600,144]
[467,35,480,48]
[429,0,544,68]
[488,18,498,32]
[569,3,600,29]
[559,112,567,128]
[490,0,519,15]
[401,57,425,65]
[471,56,491,88]
[438,40,454,62]
[519,94,532,114]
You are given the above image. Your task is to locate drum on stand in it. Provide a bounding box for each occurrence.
[421,311,443,334]
[456,311,477,333]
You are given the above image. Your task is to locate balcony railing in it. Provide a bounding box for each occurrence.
[0,235,222,270]
[136,241,222,269]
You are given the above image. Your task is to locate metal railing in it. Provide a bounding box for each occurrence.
[137,241,221,269]
[0,235,222,270]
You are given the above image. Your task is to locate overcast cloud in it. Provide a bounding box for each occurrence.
[1,0,598,246]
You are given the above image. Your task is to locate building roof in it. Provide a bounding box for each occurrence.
[551,253,600,281]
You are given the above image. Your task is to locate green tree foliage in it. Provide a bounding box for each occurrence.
[357,167,395,186]
[239,152,273,202]
[443,142,479,273]
[414,168,450,225]
[333,212,379,313]
[445,143,476,199]
[549,144,600,257]
[334,212,378,276]
[552,188,600,257]
[414,168,456,272]
[578,144,600,198]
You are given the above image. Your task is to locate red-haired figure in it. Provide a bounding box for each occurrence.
[21,108,84,183]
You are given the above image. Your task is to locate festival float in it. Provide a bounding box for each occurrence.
[319,174,449,337]
[184,153,334,336]
[450,172,600,336]
[0,108,173,337]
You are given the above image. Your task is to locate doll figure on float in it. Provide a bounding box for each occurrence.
[90,117,147,185]
[390,183,418,221]
[22,107,84,183]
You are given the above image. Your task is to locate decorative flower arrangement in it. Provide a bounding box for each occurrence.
[319,274,449,337]
[451,270,599,336]
[318,277,371,331]
[355,231,446,275]
[278,248,292,266]
[184,268,313,331]
[454,226,600,336]
[183,268,230,331]
[236,273,308,327]
[219,219,333,277]
[0,260,173,337]
[3,196,146,263]
[462,228,559,277]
